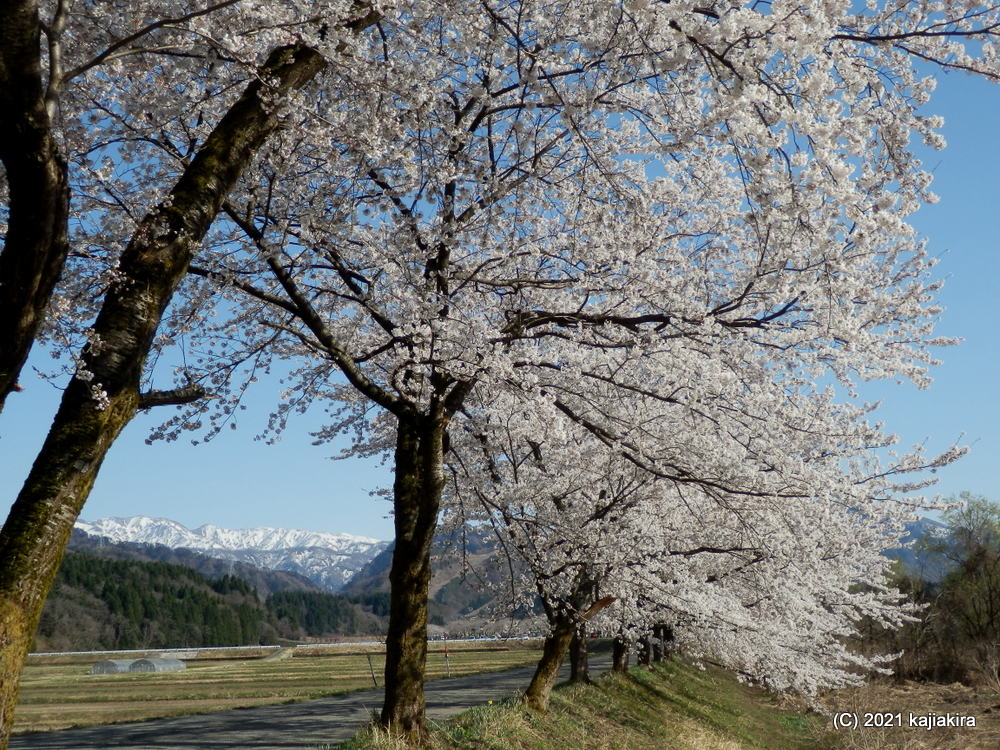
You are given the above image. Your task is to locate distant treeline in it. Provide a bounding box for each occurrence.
[267,590,361,635]
[858,494,1000,688]
[33,551,386,652]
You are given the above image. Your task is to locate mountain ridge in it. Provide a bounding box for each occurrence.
[74,516,390,592]
[68,529,325,598]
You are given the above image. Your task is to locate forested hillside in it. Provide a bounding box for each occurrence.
[32,551,384,652]
[68,529,324,598]
[72,526,505,630]
[45,529,513,650]
[341,527,507,627]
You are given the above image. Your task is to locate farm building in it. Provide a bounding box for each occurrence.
[129,658,186,673]
[89,659,138,674]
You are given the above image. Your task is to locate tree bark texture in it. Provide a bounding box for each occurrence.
[522,614,577,712]
[569,625,590,684]
[380,416,446,739]
[0,45,327,748]
[0,0,71,411]
[612,636,630,672]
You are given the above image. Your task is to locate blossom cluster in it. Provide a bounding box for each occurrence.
[33,0,1000,690]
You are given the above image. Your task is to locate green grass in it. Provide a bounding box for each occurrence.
[15,645,544,733]
[18,648,837,748]
[341,660,832,750]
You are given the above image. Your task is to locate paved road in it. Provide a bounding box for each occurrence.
[12,653,611,749]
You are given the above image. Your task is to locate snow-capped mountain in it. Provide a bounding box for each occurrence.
[74,516,390,591]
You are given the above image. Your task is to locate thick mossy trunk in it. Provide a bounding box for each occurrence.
[612,636,630,672]
[522,615,577,712]
[569,625,590,684]
[0,600,28,743]
[380,416,445,739]
[0,45,328,749]
[0,380,135,740]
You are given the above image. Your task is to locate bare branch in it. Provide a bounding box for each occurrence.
[64,0,246,81]
[138,383,208,409]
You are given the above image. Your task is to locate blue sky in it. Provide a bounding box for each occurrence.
[1,69,998,542]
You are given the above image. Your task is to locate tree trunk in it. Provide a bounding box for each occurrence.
[522,614,576,712]
[0,378,133,740]
[638,635,653,667]
[612,636,630,672]
[654,624,674,662]
[0,45,327,748]
[380,415,446,740]
[0,0,71,411]
[569,625,590,683]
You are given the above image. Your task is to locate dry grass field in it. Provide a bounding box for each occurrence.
[821,679,1000,750]
[16,641,543,734]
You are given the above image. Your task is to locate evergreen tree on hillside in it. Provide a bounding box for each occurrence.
[34,550,384,651]
[267,591,360,637]
[36,552,272,650]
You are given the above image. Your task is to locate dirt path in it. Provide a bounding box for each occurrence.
[11,654,611,749]
[261,646,295,661]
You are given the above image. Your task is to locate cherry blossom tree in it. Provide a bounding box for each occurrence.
[0,3,379,744]
[444,387,939,710]
[4,0,1000,745]
[112,0,998,737]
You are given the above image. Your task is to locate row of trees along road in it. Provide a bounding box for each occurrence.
[3,1,1000,746]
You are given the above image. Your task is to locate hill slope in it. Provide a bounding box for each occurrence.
[33,550,384,652]
[341,527,514,628]
[68,529,324,598]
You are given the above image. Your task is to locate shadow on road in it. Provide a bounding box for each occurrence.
[12,653,612,749]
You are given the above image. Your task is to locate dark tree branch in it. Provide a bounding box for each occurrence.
[188,263,300,314]
[138,383,208,409]
[64,0,249,81]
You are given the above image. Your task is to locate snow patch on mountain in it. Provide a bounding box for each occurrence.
[74,516,390,591]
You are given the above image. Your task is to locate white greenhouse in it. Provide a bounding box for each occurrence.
[89,659,138,674]
[129,658,186,673]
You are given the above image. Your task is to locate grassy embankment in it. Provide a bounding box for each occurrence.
[20,645,1000,748]
[341,659,830,750]
[16,642,542,733]
[342,659,1000,750]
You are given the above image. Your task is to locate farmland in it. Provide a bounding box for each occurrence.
[16,641,543,734]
